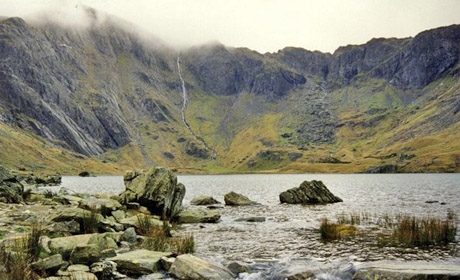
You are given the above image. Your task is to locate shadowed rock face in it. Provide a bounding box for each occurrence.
[279,180,342,204]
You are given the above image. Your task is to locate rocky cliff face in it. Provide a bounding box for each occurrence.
[0,12,459,173]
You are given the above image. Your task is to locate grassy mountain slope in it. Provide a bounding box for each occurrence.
[0,13,459,174]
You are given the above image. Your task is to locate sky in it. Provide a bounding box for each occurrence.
[1,0,460,53]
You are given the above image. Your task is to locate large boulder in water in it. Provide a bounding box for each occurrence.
[279,180,342,204]
[0,166,24,203]
[224,192,257,206]
[119,167,185,219]
[353,261,460,279]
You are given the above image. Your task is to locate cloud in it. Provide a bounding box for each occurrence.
[0,0,459,53]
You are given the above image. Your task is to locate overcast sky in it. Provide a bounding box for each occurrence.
[1,0,459,53]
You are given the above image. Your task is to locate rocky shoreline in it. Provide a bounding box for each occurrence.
[1,166,459,280]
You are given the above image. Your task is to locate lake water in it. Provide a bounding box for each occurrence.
[60,174,460,279]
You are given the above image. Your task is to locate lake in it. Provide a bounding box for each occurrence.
[60,173,460,279]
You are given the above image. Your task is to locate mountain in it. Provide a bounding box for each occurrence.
[0,11,459,174]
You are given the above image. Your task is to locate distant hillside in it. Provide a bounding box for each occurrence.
[0,12,459,174]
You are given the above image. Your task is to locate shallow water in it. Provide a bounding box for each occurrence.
[59,173,460,279]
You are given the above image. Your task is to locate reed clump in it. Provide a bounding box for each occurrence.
[82,207,101,234]
[390,215,457,247]
[320,218,357,241]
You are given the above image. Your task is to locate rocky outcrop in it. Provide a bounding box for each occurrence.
[353,262,460,280]
[364,164,398,173]
[279,180,342,204]
[119,167,185,218]
[178,209,221,223]
[0,166,23,203]
[190,195,220,206]
[169,254,235,280]
[224,192,257,206]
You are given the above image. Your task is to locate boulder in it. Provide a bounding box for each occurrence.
[190,195,220,206]
[66,264,90,272]
[30,254,64,273]
[49,234,95,257]
[78,171,91,177]
[279,180,342,204]
[79,197,122,215]
[107,249,172,276]
[119,167,185,219]
[169,254,235,280]
[121,227,137,244]
[178,209,221,223]
[67,272,98,280]
[119,214,163,229]
[224,192,257,206]
[353,262,460,279]
[0,166,24,203]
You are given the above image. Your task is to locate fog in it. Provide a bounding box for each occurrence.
[1,0,459,53]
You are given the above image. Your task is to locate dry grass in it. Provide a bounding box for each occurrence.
[137,215,195,254]
[0,223,45,280]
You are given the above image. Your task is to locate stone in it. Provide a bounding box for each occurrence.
[90,261,119,280]
[234,217,266,222]
[39,235,52,255]
[119,167,185,219]
[119,214,164,229]
[169,254,235,280]
[49,234,95,256]
[50,221,81,234]
[68,272,98,280]
[144,272,167,279]
[226,261,251,274]
[30,254,64,273]
[78,171,91,177]
[121,227,137,244]
[190,195,220,206]
[178,209,221,223]
[279,180,342,204]
[287,270,315,280]
[107,249,172,276]
[51,208,104,227]
[70,244,101,264]
[353,262,460,279]
[111,210,126,222]
[224,192,257,206]
[160,256,175,271]
[79,197,122,215]
[66,264,90,272]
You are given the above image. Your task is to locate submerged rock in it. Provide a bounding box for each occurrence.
[178,209,221,223]
[119,167,185,219]
[279,180,342,204]
[224,192,257,206]
[353,261,460,279]
[234,217,266,223]
[190,195,220,206]
[169,254,235,280]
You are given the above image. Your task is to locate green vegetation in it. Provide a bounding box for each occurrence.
[82,207,101,234]
[320,218,358,241]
